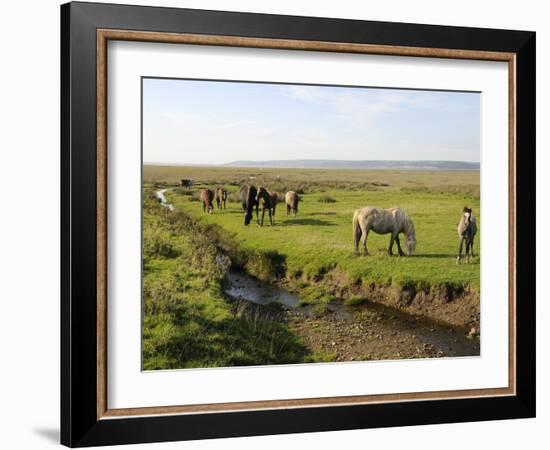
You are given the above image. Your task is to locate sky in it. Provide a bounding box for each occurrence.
[142,78,480,165]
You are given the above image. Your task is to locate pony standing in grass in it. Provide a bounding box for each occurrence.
[456,206,477,264]
[285,191,299,216]
[256,187,278,226]
[200,189,214,214]
[240,184,259,226]
[215,187,227,210]
[352,207,416,256]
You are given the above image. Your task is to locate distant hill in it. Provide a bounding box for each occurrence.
[225,160,480,171]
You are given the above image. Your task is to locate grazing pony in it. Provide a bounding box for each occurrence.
[200,189,214,214]
[215,187,227,210]
[240,185,259,226]
[352,207,416,256]
[456,207,478,264]
[256,187,278,226]
[285,191,299,216]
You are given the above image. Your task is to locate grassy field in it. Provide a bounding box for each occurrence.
[145,165,480,291]
[143,165,480,369]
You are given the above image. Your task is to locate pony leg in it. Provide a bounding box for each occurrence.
[353,224,362,255]
[388,235,395,256]
[269,209,273,226]
[260,209,265,226]
[456,237,464,264]
[471,236,475,257]
[363,231,370,255]
[395,235,405,256]
[202,202,206,213]
[361,226,370,256]
[256,204,259,224]
[287,205,290,215]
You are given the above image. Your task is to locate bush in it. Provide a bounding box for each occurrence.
[317,195,336,203]
[143,222,179,259]
[172,187,194,196]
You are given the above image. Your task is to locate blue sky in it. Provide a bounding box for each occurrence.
[143,78,480,164]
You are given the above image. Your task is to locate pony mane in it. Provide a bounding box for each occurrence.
[404,215,416,242]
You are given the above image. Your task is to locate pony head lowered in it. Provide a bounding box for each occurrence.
[403,215,417,256]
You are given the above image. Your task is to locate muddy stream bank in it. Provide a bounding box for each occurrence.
[225,270,479,362]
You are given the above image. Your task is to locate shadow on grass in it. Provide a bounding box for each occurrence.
[143,300,310,370]
[414,253,479,259]
[281,218,335,226]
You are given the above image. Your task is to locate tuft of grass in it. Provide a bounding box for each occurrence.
[344,296,368,306]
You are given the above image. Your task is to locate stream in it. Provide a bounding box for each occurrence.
[224,269,479,360]
[155,189,174,211]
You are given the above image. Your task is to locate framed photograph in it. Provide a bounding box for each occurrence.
[61,2,535,447]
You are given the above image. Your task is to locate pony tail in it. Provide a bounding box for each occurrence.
[352,211,362,247]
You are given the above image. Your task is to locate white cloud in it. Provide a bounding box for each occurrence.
[282,85,448,125]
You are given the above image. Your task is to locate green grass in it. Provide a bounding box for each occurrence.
[142,194,312,370]
[156,166,480,291]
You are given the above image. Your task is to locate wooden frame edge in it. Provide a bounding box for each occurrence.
[97,28,515,61]
[95,28,517,420]
[100,387,515,419]
[97,29,108,419]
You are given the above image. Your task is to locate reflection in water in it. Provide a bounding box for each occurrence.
[225,271,299,308]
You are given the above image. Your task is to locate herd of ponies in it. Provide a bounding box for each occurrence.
[196,184,477,264]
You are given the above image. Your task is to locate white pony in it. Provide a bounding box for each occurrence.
[353,207,416,256]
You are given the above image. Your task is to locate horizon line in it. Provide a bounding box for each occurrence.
[144,158,480,165]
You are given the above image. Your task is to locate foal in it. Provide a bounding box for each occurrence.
[456,207,478,264]
[256,187,278,226]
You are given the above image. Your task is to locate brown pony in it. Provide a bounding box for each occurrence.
[200,189,214,214]
[256,187,278,226]
[216,187,227,210]
[285,191,299,216]
[240,185,259,225]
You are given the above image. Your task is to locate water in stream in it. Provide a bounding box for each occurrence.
[226,271,300,308]
[155,189,174,211]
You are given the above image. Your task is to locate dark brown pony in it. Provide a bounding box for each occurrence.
[215,187,227,210]
[256,187,278,226]
[240,185,258,225]
[200,189,214,214]
[285,191,299,216]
